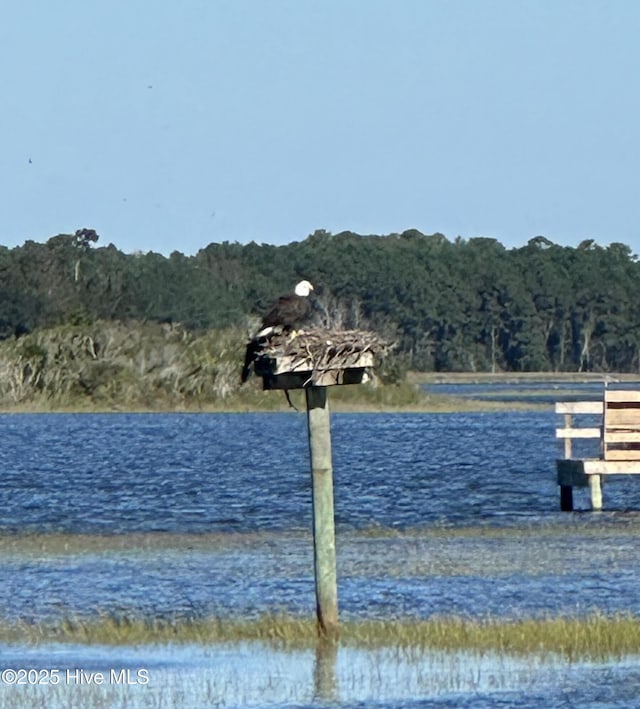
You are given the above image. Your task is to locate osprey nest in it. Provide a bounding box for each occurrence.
[255,328,393,376]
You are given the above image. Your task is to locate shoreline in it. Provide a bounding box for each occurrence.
[0,399,545,415]
[409,370,640,384]
[0,371,630,415]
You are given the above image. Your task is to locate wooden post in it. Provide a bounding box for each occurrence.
[563,414,572,459]
[305,385,339,638]
[589,474,603,511]
[560,485,574,512]
[561,413,574,511]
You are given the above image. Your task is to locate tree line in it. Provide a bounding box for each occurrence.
[1,228,639,373]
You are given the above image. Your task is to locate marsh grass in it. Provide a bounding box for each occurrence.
[3,613,640,660]
[1,517,638,556]
[0,321,547,413]
[0,641,586,709]
[0,379,531,414]
[0,321,626,414]
[322,382,535,412]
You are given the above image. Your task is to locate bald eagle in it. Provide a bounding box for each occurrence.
[241,280,315,382]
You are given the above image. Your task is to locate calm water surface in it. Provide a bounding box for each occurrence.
[1,407,640,707]
[423,379,607,404]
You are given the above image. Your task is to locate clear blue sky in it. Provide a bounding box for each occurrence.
[1,0,639,255]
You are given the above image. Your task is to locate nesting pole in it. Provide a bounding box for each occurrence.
[250,328,391,637]
[306,385,338,637]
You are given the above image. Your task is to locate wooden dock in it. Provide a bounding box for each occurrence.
[556,389,640,510]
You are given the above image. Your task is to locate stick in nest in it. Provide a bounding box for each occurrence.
[259,328,394,373]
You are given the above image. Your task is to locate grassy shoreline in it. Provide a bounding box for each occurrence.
[0,371,592,414]
[0,395,526,415]
[1,613,638,660]
[2,320,634,414]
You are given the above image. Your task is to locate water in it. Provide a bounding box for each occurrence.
[0,409,620,534]
[3,642,640,708]
[424,379,624,404]
[1,407,640,706]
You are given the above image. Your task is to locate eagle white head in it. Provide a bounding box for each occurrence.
[294,280,314,297]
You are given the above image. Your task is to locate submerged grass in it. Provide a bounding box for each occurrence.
[3,613,640,660]
[3,516,640,556]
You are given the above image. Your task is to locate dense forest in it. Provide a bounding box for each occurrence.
[1,228,639,374]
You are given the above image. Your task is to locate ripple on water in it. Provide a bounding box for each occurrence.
[1,410,640,705]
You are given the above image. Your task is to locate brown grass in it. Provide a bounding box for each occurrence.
[3,613,639,660]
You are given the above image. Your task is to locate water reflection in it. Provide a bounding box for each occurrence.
[1,641,639,708]
[313,639,338,703]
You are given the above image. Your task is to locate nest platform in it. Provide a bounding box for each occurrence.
[253,328,392,389]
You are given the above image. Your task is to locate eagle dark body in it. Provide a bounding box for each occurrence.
[241,280,318,383]
[260,292,314,332]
